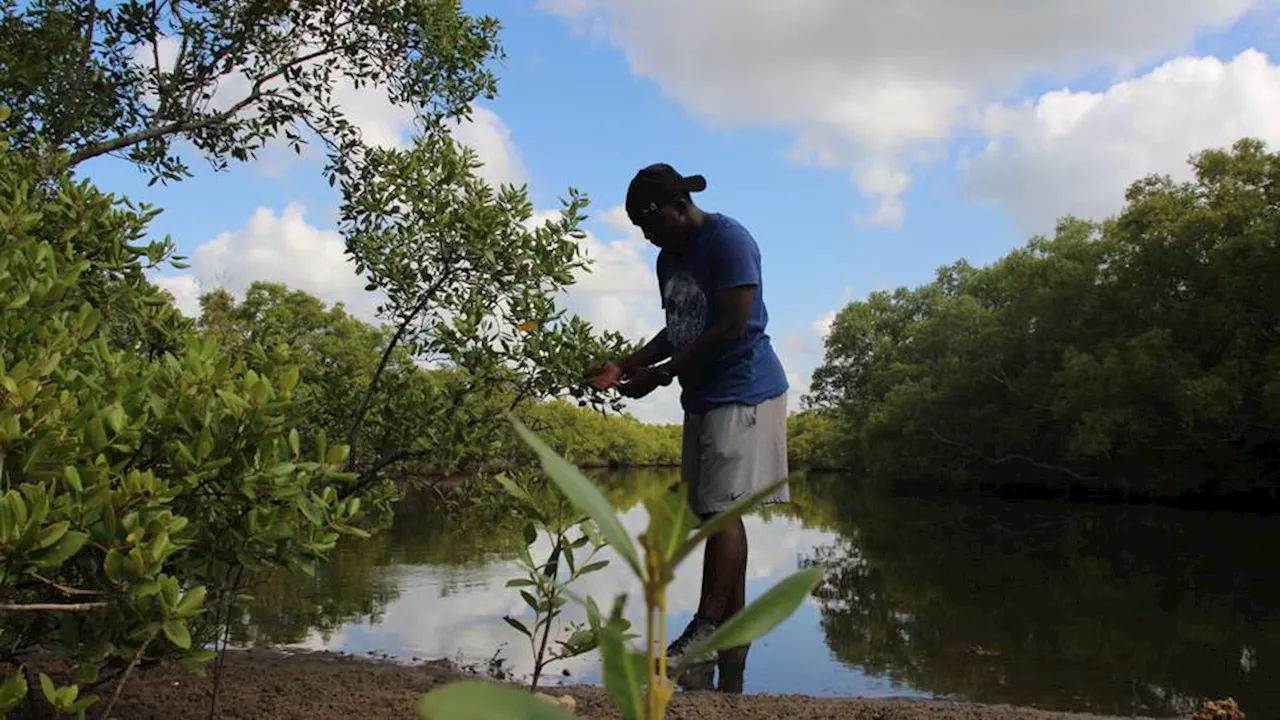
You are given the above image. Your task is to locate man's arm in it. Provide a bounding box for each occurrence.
[619,328,672,374]
[661,286,752,380]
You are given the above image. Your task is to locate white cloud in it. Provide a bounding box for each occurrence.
[537,0,1263,225]
[811,309,838,342]
[962,49,1280,235]
[446,105,530,189]
[153,203,382,321]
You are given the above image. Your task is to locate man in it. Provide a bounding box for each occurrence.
[590,162,790,671]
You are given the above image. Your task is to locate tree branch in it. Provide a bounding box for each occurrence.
[29,573,104,597]
[67,42,340,167]
[343,267,455,466]
[0,602,107,612]
[928,428,1096,483]
[337,447,425,501]
[151,0,164,117]
[98,627,158,720]
[79,0,98,75]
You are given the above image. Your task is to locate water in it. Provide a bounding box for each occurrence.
[239,470,1279,718]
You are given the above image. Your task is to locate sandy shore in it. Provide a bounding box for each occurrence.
[0,647,1187,720]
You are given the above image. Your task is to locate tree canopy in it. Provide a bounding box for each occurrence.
[809,138,1279,504]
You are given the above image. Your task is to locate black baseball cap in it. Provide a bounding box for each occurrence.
[625,163,707,225]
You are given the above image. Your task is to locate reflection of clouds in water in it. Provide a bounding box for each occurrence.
[285,505,839,684]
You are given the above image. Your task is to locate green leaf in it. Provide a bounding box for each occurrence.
[674,566,824,676]
[162,619,191,649]
[103,549,125,583]
[502,616,532,638]
[505,578,536,588]
[34,520,70,549]
[63,466,83,492]
[577,560,609,575]
[598,620,645,720]
[86,416,107,450]
[642,490,696,564]
[507,416,641,579]
[38,673,56,705]
[102,404,127,434]
[32,530,88,568]
[0,669,28,713]
[175,586,207,616]
[72,662,100,686]
[414,680,578,719]
[215,389,251,413]
[296,496,322,525]
[281,366,300,393]
[288,428,300,456]
[495,474,533,507]
[557,627,598,657]
[325,444,349,466]
[672,474,791,567]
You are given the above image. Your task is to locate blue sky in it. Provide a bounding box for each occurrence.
[80,1,1280,423]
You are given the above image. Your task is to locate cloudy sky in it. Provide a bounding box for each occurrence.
[83,1,1280,424]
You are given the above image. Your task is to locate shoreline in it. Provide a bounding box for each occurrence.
[11,646,1189,720]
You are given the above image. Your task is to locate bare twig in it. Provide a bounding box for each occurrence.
[97,627,158,720]
[29,573,104,597]
[343,268,455,466]
[208,565,244,720]
[927,428,1096,483]
[0,602,107,612]
[151,0,164,117]
[338,448,424,501]
[79,1,99,75]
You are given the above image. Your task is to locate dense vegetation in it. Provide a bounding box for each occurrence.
[0,0,642,714]
[195,282,682,473]
[809,139,1279,504]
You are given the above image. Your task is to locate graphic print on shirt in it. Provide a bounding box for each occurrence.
[662,270,706,352]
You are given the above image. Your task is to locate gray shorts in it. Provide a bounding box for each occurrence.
[681,392,789,517]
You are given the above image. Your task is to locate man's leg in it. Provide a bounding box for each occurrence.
[695,513,747,622]
[665,393,789,672]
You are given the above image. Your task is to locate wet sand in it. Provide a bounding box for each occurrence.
[7,647,1188,720]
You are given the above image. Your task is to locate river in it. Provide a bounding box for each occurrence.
[237,469,1277,718]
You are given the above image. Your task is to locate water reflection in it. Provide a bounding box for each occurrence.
[239,470,1278,717]
[796,475,1279,717]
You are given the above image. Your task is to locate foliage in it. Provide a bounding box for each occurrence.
[414,418,824,720]
[517,401,680,468]
[0,0,501,184]
[785,409,846,470]
[4,0,636,496]
[810,138,1280,500]
[495,471,615,690]
[335,129,634,483]
[0,130,372,716]
[196,282,672,479]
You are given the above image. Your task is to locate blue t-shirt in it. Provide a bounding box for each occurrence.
[657,212,789,414]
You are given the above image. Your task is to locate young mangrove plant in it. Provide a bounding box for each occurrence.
[414,416,824,719]
[495,471,616,690]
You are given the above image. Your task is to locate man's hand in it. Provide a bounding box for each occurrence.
[617,366,663,399]
[588,360,624,390]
